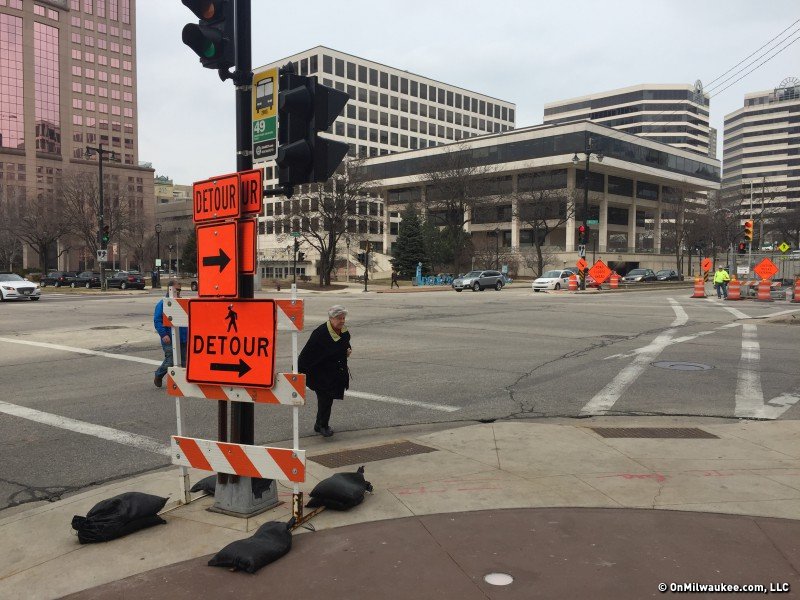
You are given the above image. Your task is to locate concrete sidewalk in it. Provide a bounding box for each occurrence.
[2,417,800,599]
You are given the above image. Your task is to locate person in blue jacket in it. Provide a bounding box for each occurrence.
[153,280,187,387]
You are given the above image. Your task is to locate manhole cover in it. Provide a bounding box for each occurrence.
[311,440,437,468]
[591,427,719,439]
[90,325,127,330]
[652,361,713,371]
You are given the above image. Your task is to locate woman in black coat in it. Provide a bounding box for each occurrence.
[298,305,351,437]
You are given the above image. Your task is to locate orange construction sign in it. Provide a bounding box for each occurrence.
[238,218,256,275]
[239,169,263,216]
[589,260,611,284]
[576,258,588,271]
[193,172,241,223]
[753,257,778,281]
[196,222,238,297]
[186,299,277,388]
[701,258,712,273]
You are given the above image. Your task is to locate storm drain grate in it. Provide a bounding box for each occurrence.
[590,427,719,439]
[311,440,438,468]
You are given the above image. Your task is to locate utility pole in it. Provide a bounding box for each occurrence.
[85,143,117,290]
[572,136,603,290]
[363,243,369,292]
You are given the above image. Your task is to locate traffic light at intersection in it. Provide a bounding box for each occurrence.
[743,220,754,242]
[180,0,235,71]
[276,64,349,187]
[577,224,589,245]
[101,225,110,245]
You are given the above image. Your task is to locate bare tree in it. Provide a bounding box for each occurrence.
[417,142,495,273]
[124,207,155,272]
[512,171,575,277]
[16,185,72,272]
[0,188,24,271]
[770,206,800,249]
[276,159,377,286]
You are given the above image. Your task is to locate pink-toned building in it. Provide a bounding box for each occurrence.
[0,0,153,271]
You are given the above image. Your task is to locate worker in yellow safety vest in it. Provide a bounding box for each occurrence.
[713,266,730,299]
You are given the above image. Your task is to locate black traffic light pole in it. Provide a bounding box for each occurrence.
[86,143,117,290]
[573,136,602,291]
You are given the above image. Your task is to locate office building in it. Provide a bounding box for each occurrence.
[543,84,713,157]
[0,0,153,271]
[722,78,800,211]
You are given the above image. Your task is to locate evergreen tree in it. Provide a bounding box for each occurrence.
[181,228,197,274]
[391,205,429,278]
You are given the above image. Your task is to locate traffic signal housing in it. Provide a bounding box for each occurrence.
[181,0,235,71]
[743,220,754,242]
[101,225,110,246]
[297,252,305,262]
[277,64,349,187]
[738,242,746,254]
[577,224,589,245]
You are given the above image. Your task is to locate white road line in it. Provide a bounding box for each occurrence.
[722,305,751,320]
[0,400,170,456]
[581,298,686,415]
[0,337,161,365]
[345,390,459,412]
[735,323,765,419]
[603,322,742,360]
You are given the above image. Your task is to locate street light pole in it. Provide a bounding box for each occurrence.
[494,227,500,270]
[363,243,369,292]
[86,143,117,290]
[572,136,603,290]
[154,223,162,288]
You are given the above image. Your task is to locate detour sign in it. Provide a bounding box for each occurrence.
[186,299,276,388]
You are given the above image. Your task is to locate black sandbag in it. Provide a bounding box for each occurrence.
[305,466,373,511]
[208,518,294,574]
[71,492,168,544]
[190,475,217,495]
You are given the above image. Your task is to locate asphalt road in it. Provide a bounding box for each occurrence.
[0,285,798,513]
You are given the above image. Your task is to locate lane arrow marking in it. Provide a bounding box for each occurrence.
[202,248,231,272]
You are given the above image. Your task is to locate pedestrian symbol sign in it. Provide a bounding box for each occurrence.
[779,242,790,254]
[187,299,277,388]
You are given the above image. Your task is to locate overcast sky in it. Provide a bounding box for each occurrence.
[136,0,799,184]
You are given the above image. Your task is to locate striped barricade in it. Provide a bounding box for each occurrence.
[166,367,305,405]
[172,436,305,483]
[163,298,304,332]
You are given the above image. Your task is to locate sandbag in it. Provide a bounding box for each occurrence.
[208,518,294,573]
[305,465,373,511]
[71,492,167,544]
[190,475,217,495]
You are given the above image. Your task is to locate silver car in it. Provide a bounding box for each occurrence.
[452,270,505,292]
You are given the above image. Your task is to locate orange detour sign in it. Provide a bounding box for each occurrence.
[238,218,256,275]
[753,258,778,281]
[701,258,712,273]
[239,168,263,216]
[187,299,277,388]
[193,172,240,223]
[576,258,588,271]
[197,222,238,297]
[589,260,611,284]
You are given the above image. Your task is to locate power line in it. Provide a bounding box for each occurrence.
[709,34,800,98]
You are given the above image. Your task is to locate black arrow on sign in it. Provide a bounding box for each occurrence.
[210,359,251,377]
[202,248,231,272]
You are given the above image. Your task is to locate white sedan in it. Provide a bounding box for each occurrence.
[0,273,41,301]
[531,269,573,292]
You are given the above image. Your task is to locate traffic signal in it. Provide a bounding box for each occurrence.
[101,225,110,245]
[277,64,349,187]
[738,242,746,254]
[356,251,365,265]
[180,0,235,71]
[743,220,754,242]
[297,252,305,262]
[577,225,589,245]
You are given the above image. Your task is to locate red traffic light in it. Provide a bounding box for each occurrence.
[578,225,586,233]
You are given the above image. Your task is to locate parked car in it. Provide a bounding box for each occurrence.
[655,269,683,281]
[0,273,41,301]
[623,268,657,282]
[107,271,146,290]
[532,269,573,292]
[190,279,198,291]
[40,271,78,288]
[452,270,505,292]
[71,271,102,288]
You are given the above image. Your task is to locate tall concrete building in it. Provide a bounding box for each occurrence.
[252,46,516,278]
[722,78,800,211]
[0,0,153,270]
[543,84,713,157]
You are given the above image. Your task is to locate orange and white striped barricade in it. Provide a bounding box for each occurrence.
[568,274,578,291]
[172,436,305,483]
[609,273,620,289]
[167,368,305,405]
[690,277,706,298]
[755,280,773,302]
[726,278,743,301]
[792,279,800,304]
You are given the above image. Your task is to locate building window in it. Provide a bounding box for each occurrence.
[33,22,61,154]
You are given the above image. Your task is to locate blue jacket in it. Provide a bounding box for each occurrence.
[154,297,188,343]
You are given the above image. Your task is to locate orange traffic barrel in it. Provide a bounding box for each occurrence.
[690,277,706,298]
[568,274,578,291]
[755,279,773,302]
[792,279,800,304]
[726,278,743,301]
[610,273,620,289]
